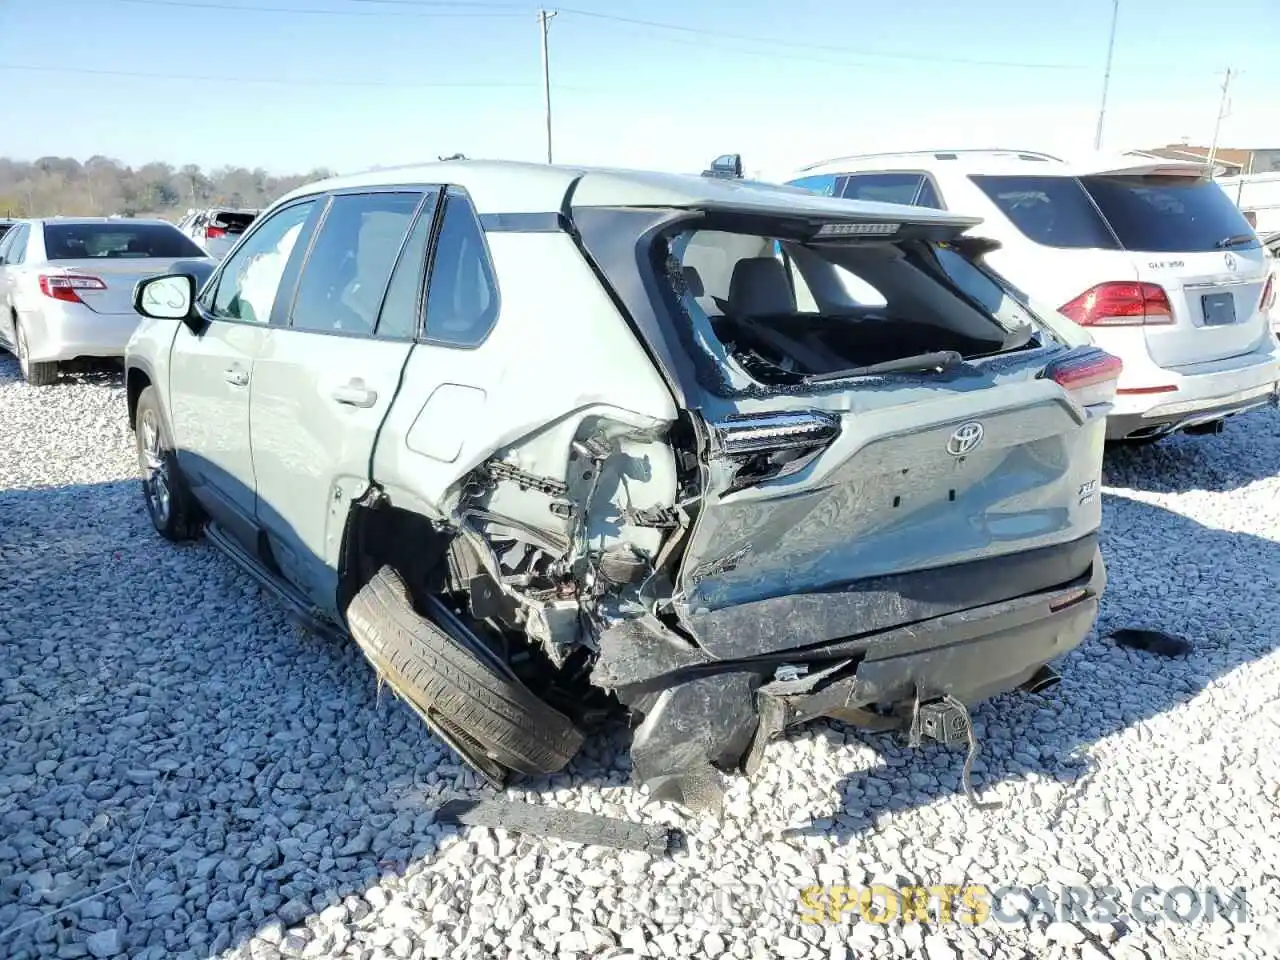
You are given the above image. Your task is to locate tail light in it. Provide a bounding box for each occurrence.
[711,411,841,493]
[38,274,106,304]
[1261,273,1275,312]
[204,225,226,239]
[1040,347,1123,407]
[1058,282,1174,326]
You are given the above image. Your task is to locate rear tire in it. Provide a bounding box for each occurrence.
[15,322,58,386]
[134,386,203,541]
[346,566,584,777]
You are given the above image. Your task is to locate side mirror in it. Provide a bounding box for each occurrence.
[134,273,204,333]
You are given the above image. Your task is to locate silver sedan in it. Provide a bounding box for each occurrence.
[0,218,214,385]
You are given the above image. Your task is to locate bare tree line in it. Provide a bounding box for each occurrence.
[0,156,336,220]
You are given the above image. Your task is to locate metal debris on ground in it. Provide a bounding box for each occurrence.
[908,692,1002,810]
[433,798,681,855]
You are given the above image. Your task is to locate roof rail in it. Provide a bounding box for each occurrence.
[796,147,1066,172]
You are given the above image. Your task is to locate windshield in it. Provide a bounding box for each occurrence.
[43,222,207,260]
[1080,174,1261,253]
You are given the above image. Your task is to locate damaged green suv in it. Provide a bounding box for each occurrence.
[125,161,1115,813]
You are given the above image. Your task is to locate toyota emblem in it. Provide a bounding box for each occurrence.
[947,422,984,457]
[1224,252,1239,272]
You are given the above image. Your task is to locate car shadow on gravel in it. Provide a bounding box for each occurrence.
[783,489,1280,842]
[0,357,123,389]
[0,478,636,960]
[5,472,1279,957]
[1103,407,1280,494]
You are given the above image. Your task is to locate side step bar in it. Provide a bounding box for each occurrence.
[203,522,346,642]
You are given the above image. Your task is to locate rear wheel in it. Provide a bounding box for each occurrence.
[134,386,203,541]
[15,322,58,386]
[345,565,584,779]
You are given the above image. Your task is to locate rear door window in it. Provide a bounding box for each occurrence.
[1079,175,1260,252]
[291,192,423,336]
[422,192,500,347]
[375,192,440,339]
[970,175,1120,250]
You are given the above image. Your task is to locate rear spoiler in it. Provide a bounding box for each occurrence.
[1082,157,1214,179]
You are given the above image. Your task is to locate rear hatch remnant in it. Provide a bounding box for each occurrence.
[662,218,1116,659]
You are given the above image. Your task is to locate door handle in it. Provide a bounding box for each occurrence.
[330,380,378,408]
[224,367,249,387]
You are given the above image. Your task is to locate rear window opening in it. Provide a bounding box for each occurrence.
[208,211,256,234]
[668,228,1043,388]
[43,222,207,260]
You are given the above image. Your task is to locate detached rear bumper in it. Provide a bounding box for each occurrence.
[616,549,1105,812]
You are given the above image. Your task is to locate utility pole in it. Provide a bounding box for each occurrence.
[1093,0,1119,150]
[1205,67,1234,181]
[538,9,557,164]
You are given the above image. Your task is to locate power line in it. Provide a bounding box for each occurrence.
[555,7,1089,70]
[557,24,966,73]
[110,0,524,17]
[94,0,1090,69]
[0,63,539,88]
[325,0,524,6]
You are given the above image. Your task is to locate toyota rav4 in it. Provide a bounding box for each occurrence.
[125,161,1116,812]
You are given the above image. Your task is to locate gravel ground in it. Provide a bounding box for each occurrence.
[1,352,1278,960]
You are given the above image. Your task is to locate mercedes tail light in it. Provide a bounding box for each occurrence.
[38,274,106,304]
[711,411,841,493]
[1058,282,1174,327]
[204,225,226,239]
[1261,273,1275,312]
[1040,347,1123,407]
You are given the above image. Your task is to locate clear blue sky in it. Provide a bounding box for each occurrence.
[1,0,1277,176]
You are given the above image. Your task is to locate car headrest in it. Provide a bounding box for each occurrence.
[681,265,705,298]
[728,257,796,318]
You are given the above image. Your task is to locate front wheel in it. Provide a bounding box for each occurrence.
[134,386,203,541]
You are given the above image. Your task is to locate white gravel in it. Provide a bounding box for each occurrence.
[1,351,1278,960]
